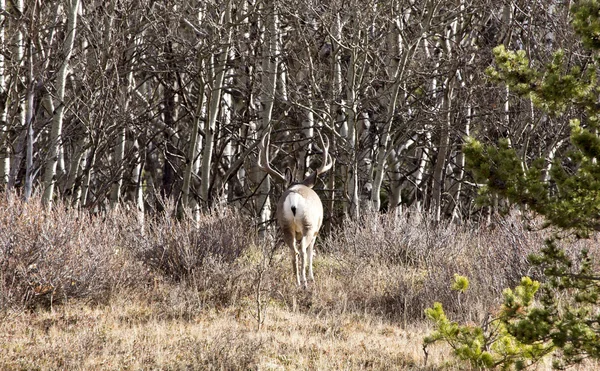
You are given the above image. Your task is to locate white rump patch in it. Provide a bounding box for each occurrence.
[282,187,306,233]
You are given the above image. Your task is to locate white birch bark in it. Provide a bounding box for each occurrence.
[109,126,126,208]
[301,92,315,177]
[431,21,458,222]
[331,12,358,218]
[182,68,205,217]
[450,81,470,222]
[0,0,8,187]
[24,43,34,201]
[413,131,431,212]
[107,0,125,209]
[7,0,27,191]
[200,0,232,205]
[447,0,479,221]
[297,31,316,182]
[370,2,427,211]
[431,80,453,222]
[345,48,361,219]
[370,40,401,211]
[131,138,145,228]
[66,1,98,207]
[109,70,135,208]
[220,73,234,206]
[257,0,279,237]
[42,0,80,207]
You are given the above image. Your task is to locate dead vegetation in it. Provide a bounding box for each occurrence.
[1,193,599,369]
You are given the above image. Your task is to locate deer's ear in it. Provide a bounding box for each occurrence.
[285,167,293,186]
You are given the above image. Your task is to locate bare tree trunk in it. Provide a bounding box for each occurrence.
[182,69,204,214]
[161,77,177,200]
[65,137,87,206]
[144,141,159,211]
[332,12,360,219]
[131,138,144,228]
[220,69,234,207]
[413,130,431,212]
[0,0,8,188]
[345,48,360,219]
[109,127,126,207]
[110,58,136,209]
[80,144,97,208]
[63,2,91,207]
[296,28,316,181]
[370,29,402,212]
[431,80,453,222]
[450,96,470,222]
[388,135,415,217]
[24,43,35,201]
[370,3,428,211]
[432,20,460,222]
[200,0,232,206]
[158,38,181,202]
[42,0,80,207]
[257,0,279,238]
[447,1,479,221]
[485,1,515,223]
[104,1,120,207]
[7,0,27,192]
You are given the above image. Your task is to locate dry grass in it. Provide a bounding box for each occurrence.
[1,291,598,370]
[0,293,431,370]
[319,211,546,323]
[2,194,600,369]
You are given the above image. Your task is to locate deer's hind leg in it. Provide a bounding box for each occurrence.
[283,228,301,287]
[307,232,318,283]
[298,234,314,289]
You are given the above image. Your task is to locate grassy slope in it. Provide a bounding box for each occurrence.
[2,272,599,370]
[0,293,434,370]
[2,196,600,369]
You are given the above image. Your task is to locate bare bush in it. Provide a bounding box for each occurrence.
[321,211,549,322]
[0,193,258,311]
[134,207,256,282]
[0,194,149,309]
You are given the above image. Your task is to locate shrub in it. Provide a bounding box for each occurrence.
[320,210,545,322]
[0,194,149,309]
[0,193,258,312]
[134,207,256,282]
[424,277,552,370]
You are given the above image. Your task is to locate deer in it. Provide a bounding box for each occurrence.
[258,128,333,288]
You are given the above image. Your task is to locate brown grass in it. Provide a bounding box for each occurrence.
[1,194,600,369]
[0,293,431,370]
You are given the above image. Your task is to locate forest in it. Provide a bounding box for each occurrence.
[3,0,600,369]
[0,0,571,224]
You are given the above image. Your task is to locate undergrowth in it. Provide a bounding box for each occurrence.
[3,194,600,369]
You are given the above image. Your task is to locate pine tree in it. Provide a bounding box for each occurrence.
[426,1,600,368]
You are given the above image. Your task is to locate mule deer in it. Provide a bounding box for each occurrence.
[258,128,333,288]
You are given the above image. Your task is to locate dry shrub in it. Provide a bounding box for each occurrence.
[120,204,259,310]
[321,211,548,322]
[134,207,255,282]
[0,193,257,312]
[189,328,263,369]
[0,194,149,309]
